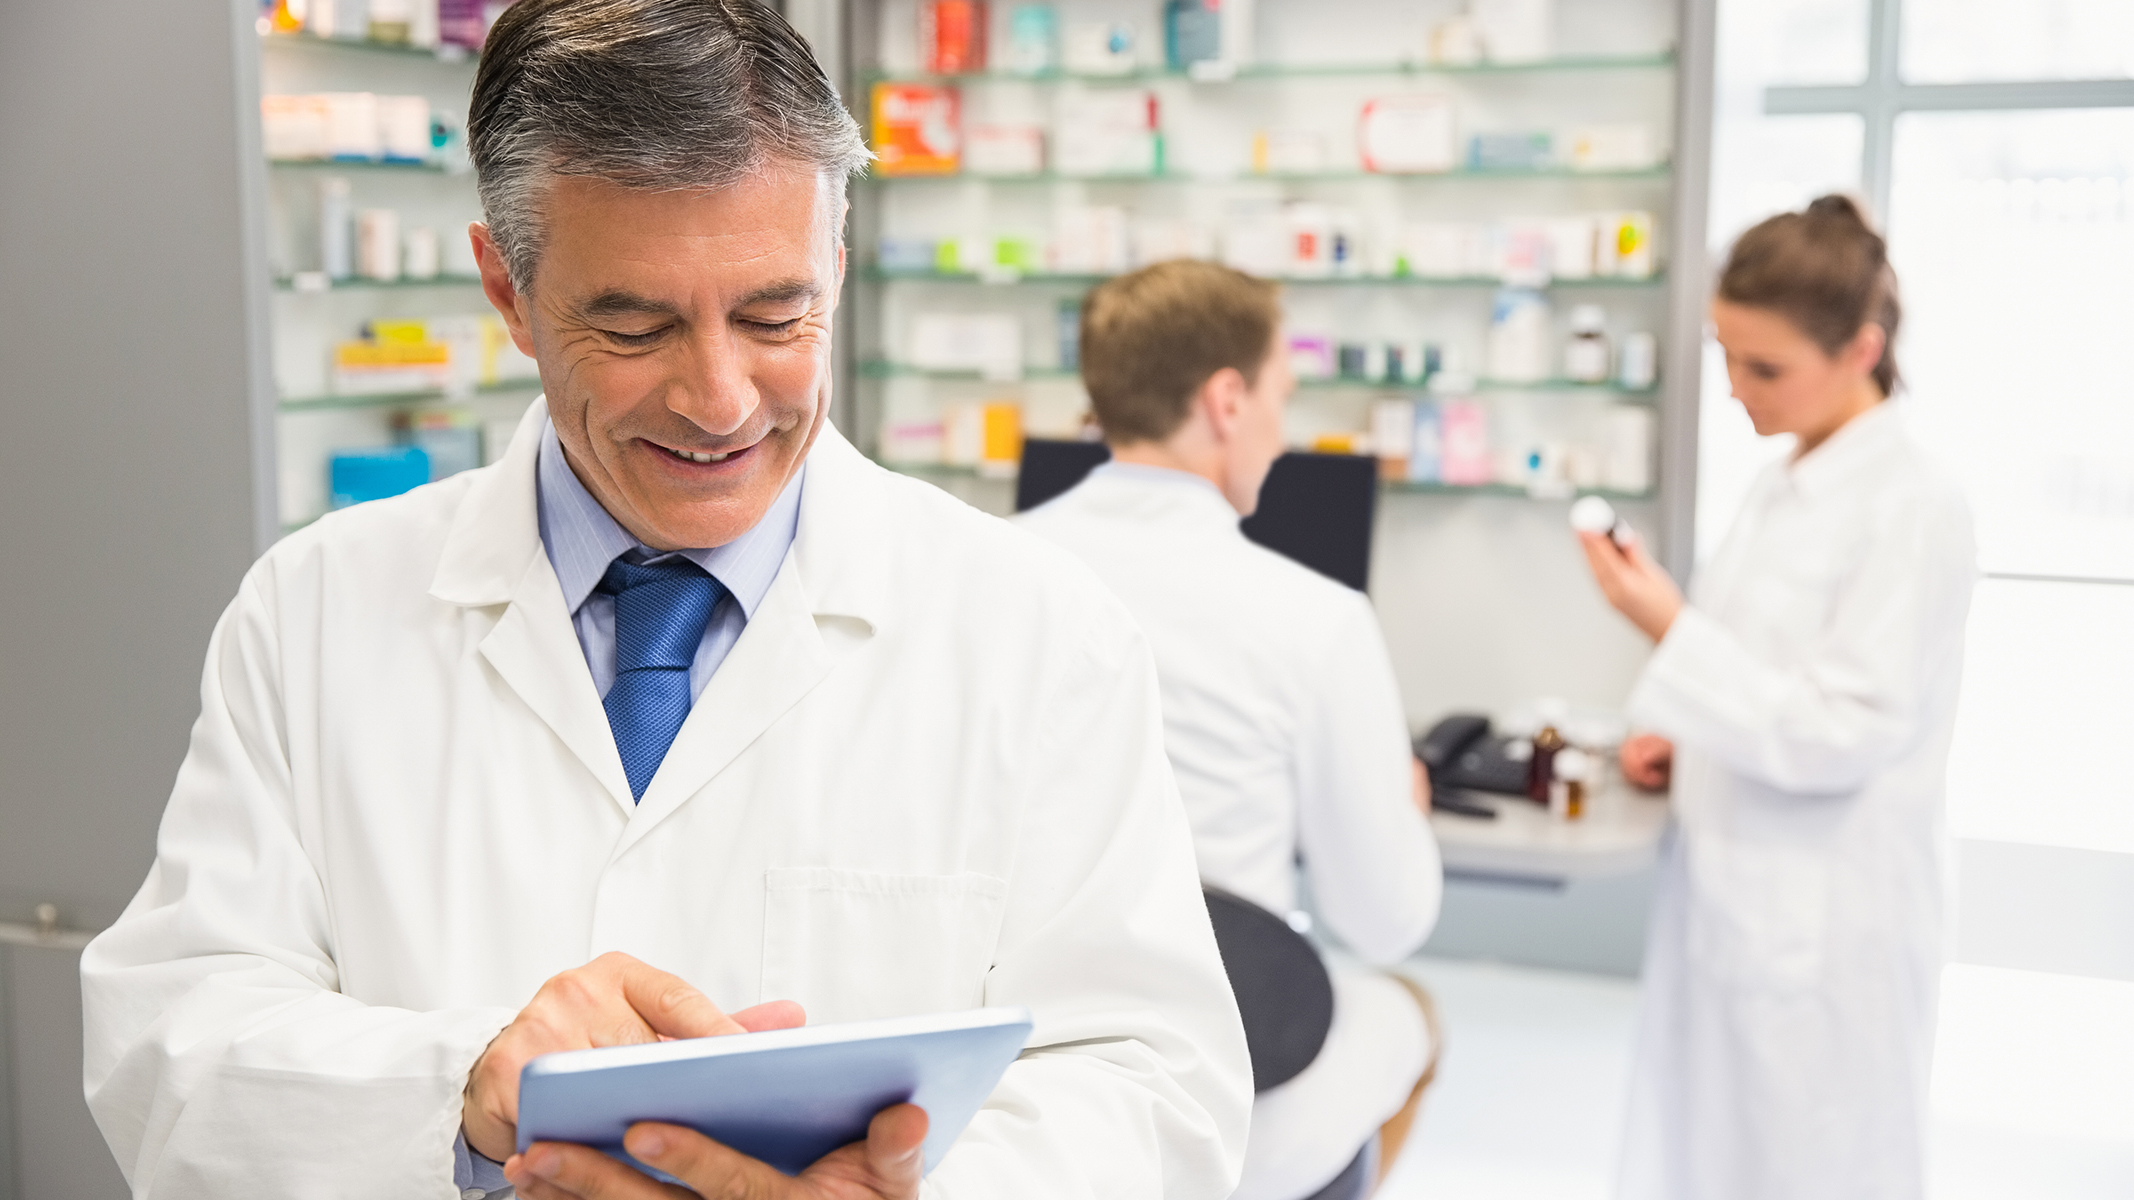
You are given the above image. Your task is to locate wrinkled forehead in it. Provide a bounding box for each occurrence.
[533,167,844,294]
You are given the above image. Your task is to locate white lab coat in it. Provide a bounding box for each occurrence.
[80,401,1252,1200]
[1617,403,1976,1200]
[1017,464,1441,1200]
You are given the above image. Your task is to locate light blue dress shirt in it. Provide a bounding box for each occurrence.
[536,419,804,698]
[454,418,804,1196]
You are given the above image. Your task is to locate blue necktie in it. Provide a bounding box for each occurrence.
[598,556,724,802]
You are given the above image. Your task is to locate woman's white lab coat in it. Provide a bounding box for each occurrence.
[79,402,1251,1199]
[1618,403,1976,1200]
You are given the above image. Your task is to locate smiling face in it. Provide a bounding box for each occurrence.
[1711,297,1885,450]
[472,166,845,550]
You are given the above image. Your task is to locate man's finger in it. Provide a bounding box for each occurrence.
[609,957,744,1040]
[625,1121,789,1198]
[508,1141,696,1200]
[865,1103,930,1186]
[731,1000,806,1033]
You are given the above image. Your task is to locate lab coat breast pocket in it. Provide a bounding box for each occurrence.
[760,867,1009,1025]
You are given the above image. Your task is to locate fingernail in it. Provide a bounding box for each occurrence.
[527,1146,560,1178]
[630,1128,668,1159]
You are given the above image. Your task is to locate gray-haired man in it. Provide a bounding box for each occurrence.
[79,1,1251,1197]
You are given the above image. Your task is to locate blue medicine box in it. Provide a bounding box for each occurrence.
[329,446,431,510]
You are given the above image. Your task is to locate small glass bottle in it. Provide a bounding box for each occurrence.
[1527,723,1565,803]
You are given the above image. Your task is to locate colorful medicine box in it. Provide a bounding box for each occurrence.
[871,83,962,176]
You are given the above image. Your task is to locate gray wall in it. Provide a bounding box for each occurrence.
[0,0,272,1192]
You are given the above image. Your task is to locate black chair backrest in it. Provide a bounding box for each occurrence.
[1202,885,1334,1092]
[1015,439,1379,592]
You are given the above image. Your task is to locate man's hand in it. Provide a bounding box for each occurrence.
[1576,530,1684,643]
[1620,733,1674,792]
[462,951,804,1162]
[504,1101,929,1200]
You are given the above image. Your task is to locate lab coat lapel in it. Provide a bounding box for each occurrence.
[619,424,893,844]
[430,398,635,816]
[479,556,635,816]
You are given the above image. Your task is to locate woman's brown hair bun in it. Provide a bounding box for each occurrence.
[1718,193,1903,396]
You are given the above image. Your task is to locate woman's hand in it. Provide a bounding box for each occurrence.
[1576,530,1685,643]
[1619,734,1674,792]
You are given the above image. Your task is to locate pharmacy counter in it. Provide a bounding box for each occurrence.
[1430,784,1670,885]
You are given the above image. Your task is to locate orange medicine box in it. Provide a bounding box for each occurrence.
[871,83,962,176]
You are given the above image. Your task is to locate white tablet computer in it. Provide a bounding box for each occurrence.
[516,1006,1033,1180]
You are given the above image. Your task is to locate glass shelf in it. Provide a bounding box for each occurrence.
[857,361,1658,399]
[268,157,455,172]
[863,267,1666,289]
[875,459,1654,502]
[259,29,477,63]
[274,272,485,292]
[860,164,1672,185]
[277,380,539,413]
[864,51,1674,87]
[1383,480,1657,501]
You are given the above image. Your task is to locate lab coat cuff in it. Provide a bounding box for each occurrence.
[436,1007,520,1194]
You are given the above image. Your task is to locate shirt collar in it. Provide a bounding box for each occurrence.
[1785,400,1903,501]
[535,419,804,619]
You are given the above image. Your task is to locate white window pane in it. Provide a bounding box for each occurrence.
[1718,0,1869,87]
[1946,579,2134,854]
[1904,0,2134,84]
[1889,109,2134,581]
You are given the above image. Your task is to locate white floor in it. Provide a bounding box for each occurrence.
[1371,957,2134,1200]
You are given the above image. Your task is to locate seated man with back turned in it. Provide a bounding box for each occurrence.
[79,3,1250,1197]
[1017,261,1445,1200]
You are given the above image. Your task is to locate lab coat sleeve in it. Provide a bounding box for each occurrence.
[1293,594,1443,964]
[930,615,1253,1200]
[80,568,518,1199]
[1629,490,1976,795]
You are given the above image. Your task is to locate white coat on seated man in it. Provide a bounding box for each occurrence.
[1016,260,1445,1200]
[77,2,1252,1197]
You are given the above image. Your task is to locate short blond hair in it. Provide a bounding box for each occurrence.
[1080,260,1281,445]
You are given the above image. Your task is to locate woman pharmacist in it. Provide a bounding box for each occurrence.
[1579,195,1976,1200]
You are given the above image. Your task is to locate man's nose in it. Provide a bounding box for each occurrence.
[669,326,759,437]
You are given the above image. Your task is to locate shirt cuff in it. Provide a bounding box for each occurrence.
[454,1130,514,1198]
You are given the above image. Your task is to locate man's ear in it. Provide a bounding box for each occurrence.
[1198,367,1249,443]
[470,223,538,358]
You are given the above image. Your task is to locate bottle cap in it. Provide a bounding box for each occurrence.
[1569,304,1606,334]
[1554,747,1592,781]
[1569,494,1617,533]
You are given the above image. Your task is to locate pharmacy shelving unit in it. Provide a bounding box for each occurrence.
[255,27,539,533]
[835,0,1714,578]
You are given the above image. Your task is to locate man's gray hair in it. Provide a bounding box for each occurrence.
[469,0,871,290]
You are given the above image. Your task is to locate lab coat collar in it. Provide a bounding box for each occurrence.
[1785,400,1905,502]
[428,399,892,827]
[1081,461,1245,534]
[619,420,889,842]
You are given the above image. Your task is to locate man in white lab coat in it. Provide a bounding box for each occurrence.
[78,2,1251,1197]
[1017,261,1444,1200]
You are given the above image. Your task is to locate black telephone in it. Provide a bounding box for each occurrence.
[1414,713,1533,798]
